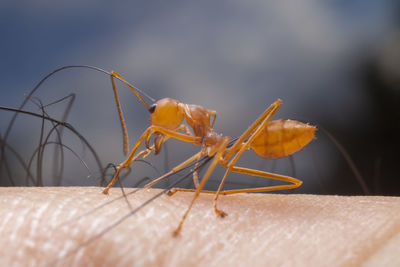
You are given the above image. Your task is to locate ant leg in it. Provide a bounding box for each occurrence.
[126,125,200,167]
[213,99,283,216]
[175,124,194,137]
[143,151,203,189]
[166,188,216,196]
[220,166,302,195]
[212,167,302,217]
[145,124,194,148]
[144,124,197,154]
[207,109,217,127]
[192,159,201,189]
[187,149,207,190]
[103,126,201,194]
[223,99,281,162]
[110,73,130,156]
[103,147,154,194]
[173,137,230,236]
[159,167,299,198]
[162,100,283,216]
[169,124,200,186]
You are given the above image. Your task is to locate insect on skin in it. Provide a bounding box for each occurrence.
[104,71,316,236]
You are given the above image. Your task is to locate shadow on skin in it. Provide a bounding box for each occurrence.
[0,187,399,266]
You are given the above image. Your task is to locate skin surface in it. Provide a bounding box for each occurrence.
[0,187,400,267]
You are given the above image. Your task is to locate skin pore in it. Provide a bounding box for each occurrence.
[1,187,400,266]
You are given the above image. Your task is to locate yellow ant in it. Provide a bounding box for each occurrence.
[103,71,316,236]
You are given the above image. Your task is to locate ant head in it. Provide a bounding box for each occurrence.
[150,98,184,130]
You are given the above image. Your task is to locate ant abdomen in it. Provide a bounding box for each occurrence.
[251,119,316,159]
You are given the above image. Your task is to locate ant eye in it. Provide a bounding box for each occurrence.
[149,104,156,113]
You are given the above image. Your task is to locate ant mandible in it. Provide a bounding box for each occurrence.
[103,71,316,236]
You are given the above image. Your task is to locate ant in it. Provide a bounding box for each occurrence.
[103,71,316,236]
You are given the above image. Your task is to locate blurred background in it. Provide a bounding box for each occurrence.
[0,1,399,195]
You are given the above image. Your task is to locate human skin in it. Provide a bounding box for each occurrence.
[0,187,399,267]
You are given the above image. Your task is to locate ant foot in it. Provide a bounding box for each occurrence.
[172,226,182,237]
[167,189,177,196]
[215,209,228,218]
